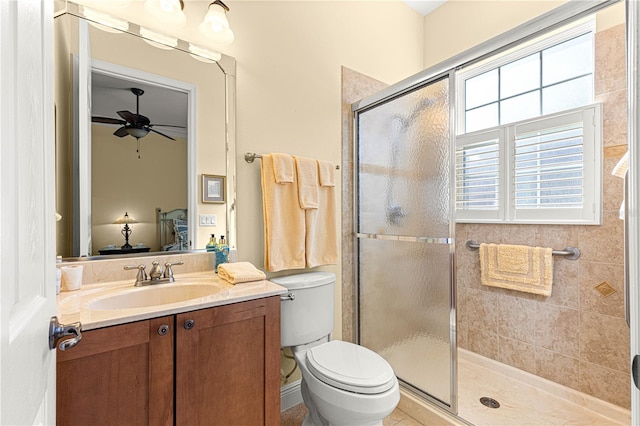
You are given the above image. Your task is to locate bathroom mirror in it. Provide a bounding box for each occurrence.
[54,3,236,259]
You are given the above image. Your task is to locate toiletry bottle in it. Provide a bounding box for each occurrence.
[214,235,229,272]
[206,234,217,252]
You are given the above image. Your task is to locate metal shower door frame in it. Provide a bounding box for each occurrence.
[352,70,458,414]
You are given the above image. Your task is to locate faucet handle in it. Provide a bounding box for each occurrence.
[124,264,147,284]
[149,261,163,280]
[163,261,184,281]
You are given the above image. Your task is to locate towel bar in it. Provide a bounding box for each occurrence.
[465,240,580,260]
[245,152,340,170]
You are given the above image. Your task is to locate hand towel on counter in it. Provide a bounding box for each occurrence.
[305,160,338,268]
[317,160,335,187]
[479,243,553,296]
[218,262,267,284]
[272,153,294,183]
[261,154,306,272]
[293,156,319,209]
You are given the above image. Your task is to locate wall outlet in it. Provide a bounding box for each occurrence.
[199,214,217,226]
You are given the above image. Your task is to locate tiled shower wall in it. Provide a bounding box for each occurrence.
[457,23,629,408]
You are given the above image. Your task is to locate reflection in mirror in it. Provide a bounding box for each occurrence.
[54,5,236,260]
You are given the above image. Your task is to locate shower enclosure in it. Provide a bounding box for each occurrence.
[353,73,457,412]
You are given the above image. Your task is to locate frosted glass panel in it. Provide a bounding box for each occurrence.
[356,75,454,410]
[359,239,452,405]
[501,90,540,124]
[501,53,540,98]
[466,103,498,133]
[543,33,593,86]
[542,76,592,115]
[358,78,450,238]
[465,69,498,109]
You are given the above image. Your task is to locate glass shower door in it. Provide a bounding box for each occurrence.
[354,74,456,411]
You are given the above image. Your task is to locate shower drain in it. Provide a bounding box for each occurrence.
[480,397,500,409]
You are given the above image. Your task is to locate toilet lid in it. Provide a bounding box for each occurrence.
[306,340,396,395]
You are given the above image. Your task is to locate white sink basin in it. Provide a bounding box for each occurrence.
[89,284,222,310]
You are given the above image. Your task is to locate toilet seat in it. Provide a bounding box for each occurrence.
[305,340,396,395]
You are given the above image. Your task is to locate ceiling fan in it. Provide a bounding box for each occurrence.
[91,87,185,142]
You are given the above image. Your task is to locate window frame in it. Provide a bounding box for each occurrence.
[455,20,596,136]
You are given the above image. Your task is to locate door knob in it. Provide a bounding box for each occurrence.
[49,316,82,351]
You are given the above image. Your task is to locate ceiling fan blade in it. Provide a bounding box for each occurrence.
[149,128,176,141]
[92,116,126,125]
[149,123,187,129]
[116,110,137,122]
[113,126,129,137]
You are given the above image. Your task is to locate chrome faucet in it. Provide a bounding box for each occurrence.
[124,261,183,286]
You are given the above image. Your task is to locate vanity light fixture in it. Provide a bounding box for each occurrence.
[188,43,222,63]
[140,27,178,50]
[81,7,129,33]
[114,212,138,249]
[144,0,187,28]
[199,0,235,46]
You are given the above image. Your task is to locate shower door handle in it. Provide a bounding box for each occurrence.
[624,176,630,328]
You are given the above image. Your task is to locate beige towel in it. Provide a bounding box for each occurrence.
[272,153,294,183]
[317,160,335,187]
[305,176,339,268]
[218,262,267,284]
[261,154,306,272]
[294,156,319,209]
[479,243,553,296]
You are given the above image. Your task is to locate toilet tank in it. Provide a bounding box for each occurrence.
[271,272,335,347]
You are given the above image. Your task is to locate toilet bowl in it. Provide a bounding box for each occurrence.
[271,273,400,426]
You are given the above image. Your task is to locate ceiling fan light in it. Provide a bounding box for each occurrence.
[144,0,187,28]
[188,44,222,63]
[140,27,178,50]
[81,7,129,33]
[127,128,150,138]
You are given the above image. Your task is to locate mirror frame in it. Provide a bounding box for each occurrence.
[55,1,237,261]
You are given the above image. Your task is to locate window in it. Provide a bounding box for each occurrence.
[456,105,601,224]
[458,22,594,134]
[455,21,600,225]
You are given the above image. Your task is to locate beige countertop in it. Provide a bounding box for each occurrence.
[57,271,287,331]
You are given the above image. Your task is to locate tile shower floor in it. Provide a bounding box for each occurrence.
[281,349,630,425]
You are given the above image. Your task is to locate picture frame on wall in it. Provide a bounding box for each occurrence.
[202,174,225,203]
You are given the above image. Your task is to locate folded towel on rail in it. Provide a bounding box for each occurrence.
[218,262,267,284]
[272,153,294,183]
[479,243,553,296]
[261,154,306,271]
[317,160,335,187]
[294,156,319,209]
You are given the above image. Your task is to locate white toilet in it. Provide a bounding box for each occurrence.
[271,272,400,426]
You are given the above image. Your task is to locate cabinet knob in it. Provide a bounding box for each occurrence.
[157,324,170,336]
[184,319,195,330]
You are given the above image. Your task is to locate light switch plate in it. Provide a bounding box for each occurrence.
[199,214,217,226]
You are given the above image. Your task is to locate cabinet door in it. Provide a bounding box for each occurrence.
[176,296,281,426]
[57,316,174,426]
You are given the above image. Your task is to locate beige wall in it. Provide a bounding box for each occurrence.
[422,0,566,69]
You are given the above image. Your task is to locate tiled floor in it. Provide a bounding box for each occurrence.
[280,403,422,426]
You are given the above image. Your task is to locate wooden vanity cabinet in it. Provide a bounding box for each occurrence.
[56,315,175,426]
[57,296,281,426]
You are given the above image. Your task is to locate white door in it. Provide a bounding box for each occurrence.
[0,0,56,424]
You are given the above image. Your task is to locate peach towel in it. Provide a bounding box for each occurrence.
[271,153,294,183]
[305,160,338,268]
[261,154,306,272]
[218,262,266,284]
[294,156,319,209]
[317,160,335,187]
[479,243,553,296]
